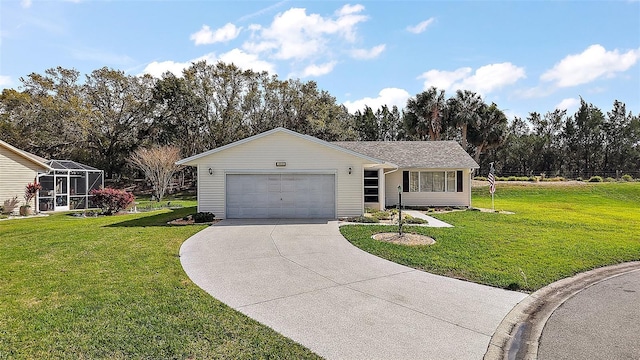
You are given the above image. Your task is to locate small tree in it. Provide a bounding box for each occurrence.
[129,146,182,202]
[90,188,135,215]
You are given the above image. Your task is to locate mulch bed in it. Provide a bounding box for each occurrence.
[167,218,221,226]
[372,232,435,246]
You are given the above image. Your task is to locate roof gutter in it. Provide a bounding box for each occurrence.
[383,164,399,176]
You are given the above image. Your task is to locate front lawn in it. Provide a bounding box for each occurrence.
[0,208,319,359]
[340,182,640,292]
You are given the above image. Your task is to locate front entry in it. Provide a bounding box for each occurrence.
[226,174,335,219]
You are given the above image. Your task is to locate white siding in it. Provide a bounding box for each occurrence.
[194,131,374,218]
[385,168,473,207]
[0,147,45,208]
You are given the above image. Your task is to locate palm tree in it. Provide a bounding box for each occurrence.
[448,89,483,150]
[405,87,446,140]
[468,102,508,163]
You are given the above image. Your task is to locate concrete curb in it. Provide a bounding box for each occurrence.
[484,261,640,360]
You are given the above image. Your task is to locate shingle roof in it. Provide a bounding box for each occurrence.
[332,141,479,169]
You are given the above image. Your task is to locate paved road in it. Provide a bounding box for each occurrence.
[538,270,640,360]
[180,219,526,360]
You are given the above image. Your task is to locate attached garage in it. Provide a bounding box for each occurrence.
[177,128,388,219]
[226,173,335,219]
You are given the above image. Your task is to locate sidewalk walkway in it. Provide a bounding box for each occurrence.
[404,210,454,227]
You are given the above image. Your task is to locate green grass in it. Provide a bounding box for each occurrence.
[133,193,198,211]
[0,208,319,359]
[341,182,640,292]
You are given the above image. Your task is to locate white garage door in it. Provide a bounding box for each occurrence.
[226,174,335,219]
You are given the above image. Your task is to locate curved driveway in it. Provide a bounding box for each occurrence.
[180,219,526,360]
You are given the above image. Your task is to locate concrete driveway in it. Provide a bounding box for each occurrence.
[180,219,526,360]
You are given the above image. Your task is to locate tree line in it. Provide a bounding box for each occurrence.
[1,61,638,182]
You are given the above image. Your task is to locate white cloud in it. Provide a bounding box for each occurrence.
[300,61,337,77]
[343,87,410,113]
[242,5,368,61]
[218,49,275,73]
[555,98,580,111]
[190,23,241,45]
[514,85,554,99]
[541,44,640,88]
[238,0,288,22]
[0,75,12,87]
[337,4,365,16]
[419,62,526,94]
[141,50,275,78]
[418,67,471,91]
[406,18,435,34]
[142,57,208,78]
[350,44,385,60]
[21,0,32,8]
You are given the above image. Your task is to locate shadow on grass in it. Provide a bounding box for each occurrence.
[107,207,196,227]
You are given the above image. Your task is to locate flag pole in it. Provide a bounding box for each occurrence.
[488,162,496,211]
[492,187,495,211]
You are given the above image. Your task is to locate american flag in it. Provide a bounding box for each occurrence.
[488,163,496,194]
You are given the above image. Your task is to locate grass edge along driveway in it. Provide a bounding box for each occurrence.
[0,207,321,359]
[341,182,640,292]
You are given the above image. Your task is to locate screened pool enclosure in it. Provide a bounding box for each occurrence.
[37,160,104,212]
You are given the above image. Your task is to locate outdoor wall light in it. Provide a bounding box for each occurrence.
[348,167,352,174]
[208,167,213,175]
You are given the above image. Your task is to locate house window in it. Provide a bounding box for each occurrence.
[364,170,379,202]
[410,171,459,192]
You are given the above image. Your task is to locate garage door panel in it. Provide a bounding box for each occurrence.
[226,174,335,219]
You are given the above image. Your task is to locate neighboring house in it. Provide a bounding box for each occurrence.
[177,127,479,219]
[0,140,52,209]
[0,139,104,213]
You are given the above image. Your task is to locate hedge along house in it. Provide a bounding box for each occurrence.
[177,128,479,219]
[37,160,104,212]
[0,139,52,208]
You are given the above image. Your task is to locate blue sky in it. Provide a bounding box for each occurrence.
[1,0,639,121]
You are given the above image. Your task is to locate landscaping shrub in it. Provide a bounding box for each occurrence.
[529,176,538,182]
[2,196,20,215]
[24,182,41,208]
[622,174,633,182]
[604,177,616,183]
[588,176,603,183]
[193,212,215,223]
[371,211,392,220]
[90,188,135,215]
[403,215,428,224]
[351,216,379,223]
[541,176,564,182]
